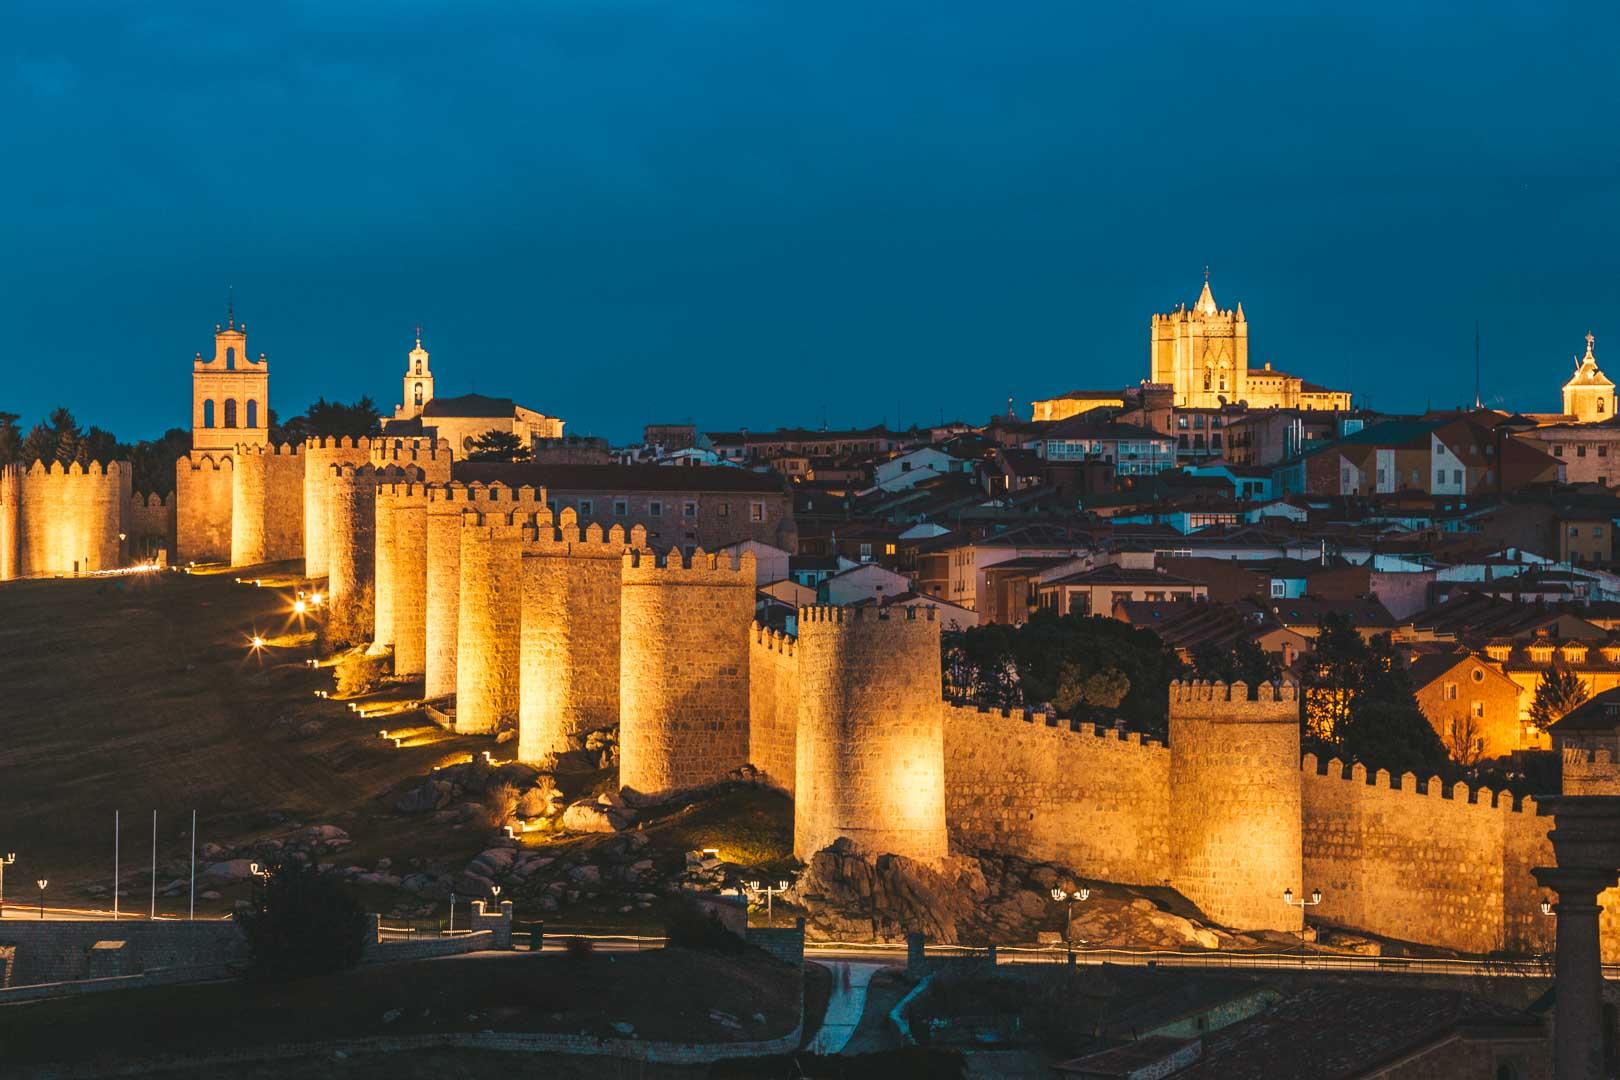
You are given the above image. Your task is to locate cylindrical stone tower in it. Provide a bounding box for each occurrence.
[372,482,399,650]
[391,484,430,677]
[456,513,525,734]
[1169,679,1303,933]
[0,464,20,581]
[518,520,644,765]
[793,605,948,865]
[302,436,371,579]
[424,485,464,700]
[327,464,378,616]
[618,547,756,799]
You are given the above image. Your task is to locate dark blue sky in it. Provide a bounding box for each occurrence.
[5,3,1619,444]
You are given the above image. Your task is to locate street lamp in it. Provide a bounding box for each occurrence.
[249,862,271,883]
[744,880,791,927]
[36,878,47,920]
[1541,897,1555,917]
[1051,886,1091,946]
[448,892,456,933]
[0,852,14,918]
[1282,887,1323,962]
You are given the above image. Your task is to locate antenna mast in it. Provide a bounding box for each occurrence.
[1474,321,1481,410]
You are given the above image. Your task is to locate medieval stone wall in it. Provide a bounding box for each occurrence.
[175,452,233,564]
[793,605,948,865]
[371,437,452,484]
[384,483,431,676]
[517,518,644,764]
[230,443,304,567]
[303,437,373,579]
[618,547,755,799]
[748,626,799,796]
[0,460,130,579]
[127,491,174,560]
[943,706,1171,885]
[327,464,379,616]
[1168,680,1303,933]
[424,486,465,699]
[457,513,529,735]
[1301,756,1564,957]
[373,483,400,649]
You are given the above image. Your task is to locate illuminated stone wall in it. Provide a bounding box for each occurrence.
[424,485,465,699]
[618,547,755,799]
[302,436,372,579]
[0,460,130,579]
[1301,756,1570,958]
[748,625,799,795]
[517,516,644,765]
[385,482,431,677]
[371,436,452,484]
[943,705,1171,885]
[793,605,947,865]
[327,464,378,617]
[1169,680,1303,933]
[456,512,529,735]
[230,442,303,567]
[175,452,233,564]
[372,482,399,649]
[127,491,174,560]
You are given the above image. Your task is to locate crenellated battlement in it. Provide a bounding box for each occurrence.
[376,480,433,501]
[180,452,234,473]
[751,622,797,657]
[521,519,646,556]
[1168,678,1298,724]
[1169,678,1297,704]
[945,701,1167,752]
[19,458,129,479]
[423,481,546,508]
[1301,752,1536,814]
[304,435,372,452]
[798,603,936,624]
[131,491,172,509]
[461,505,546,531]
[370,436,451,460]
[622,546,755,581]
[233,441,302,458]
[330,462,380,481]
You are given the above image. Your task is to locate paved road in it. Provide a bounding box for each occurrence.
[804,961,883,1055]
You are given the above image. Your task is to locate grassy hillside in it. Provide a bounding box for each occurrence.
[0,569,487,912]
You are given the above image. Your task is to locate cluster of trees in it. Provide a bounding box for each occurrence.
[0,396,384,496]
[945,608,1461,779]
[1299,613,1450,777]
[467,428,530,462]
[943,612,1183,734]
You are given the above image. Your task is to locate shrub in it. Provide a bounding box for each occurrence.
[482,781,522,829]
[234,858,370,980]
[333,652,389,697]
[319,583,374,653]
[663,894,747,954]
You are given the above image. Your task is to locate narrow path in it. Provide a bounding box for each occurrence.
[805,961,883,1055]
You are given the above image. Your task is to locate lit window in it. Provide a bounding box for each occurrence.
[885,543,897,556]
[1471,701,1484,719]
[1443,682,1457,700]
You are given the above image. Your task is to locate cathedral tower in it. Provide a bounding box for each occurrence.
[395,327,435,422]
[1562,332,1615,423]
[1150,271,1249,409]
[191,301,269,453]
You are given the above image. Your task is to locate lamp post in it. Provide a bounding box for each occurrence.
[745,881,791,927]
[0,852,14,918]
[1050,886,1091,948]
[448,892,456,933]
[1282,888,1323,963]
[249,862,271,884]
[36,879,47,920]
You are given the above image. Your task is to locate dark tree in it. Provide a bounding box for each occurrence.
[234,858,370,980]
[1529,665,1589,732]
[276,397,382,440]
[0,412,21,465]
[47,407,82,465]
[128,428,194,495]
[19,423,55,465]
[468,429,531,462]
[1300,613,1448,776]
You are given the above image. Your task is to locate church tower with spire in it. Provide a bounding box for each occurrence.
[1150,270,1250,409]
[191,296,270,453]
[1562,332,1615,423]
[395,327,435,422]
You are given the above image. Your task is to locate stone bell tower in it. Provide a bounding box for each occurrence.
[396,327,435,422]
[191,298,269,453]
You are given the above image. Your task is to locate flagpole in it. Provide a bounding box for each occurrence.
[150,810,157,920]
[189,810,196,921]
[113,810,120,921]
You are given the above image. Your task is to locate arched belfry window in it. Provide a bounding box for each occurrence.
[246,399,259,428]
[414,382,424,407]
[203,399,216,428]
[226,346,237,370]
[224,399,238,428]
[415,360,423,375]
